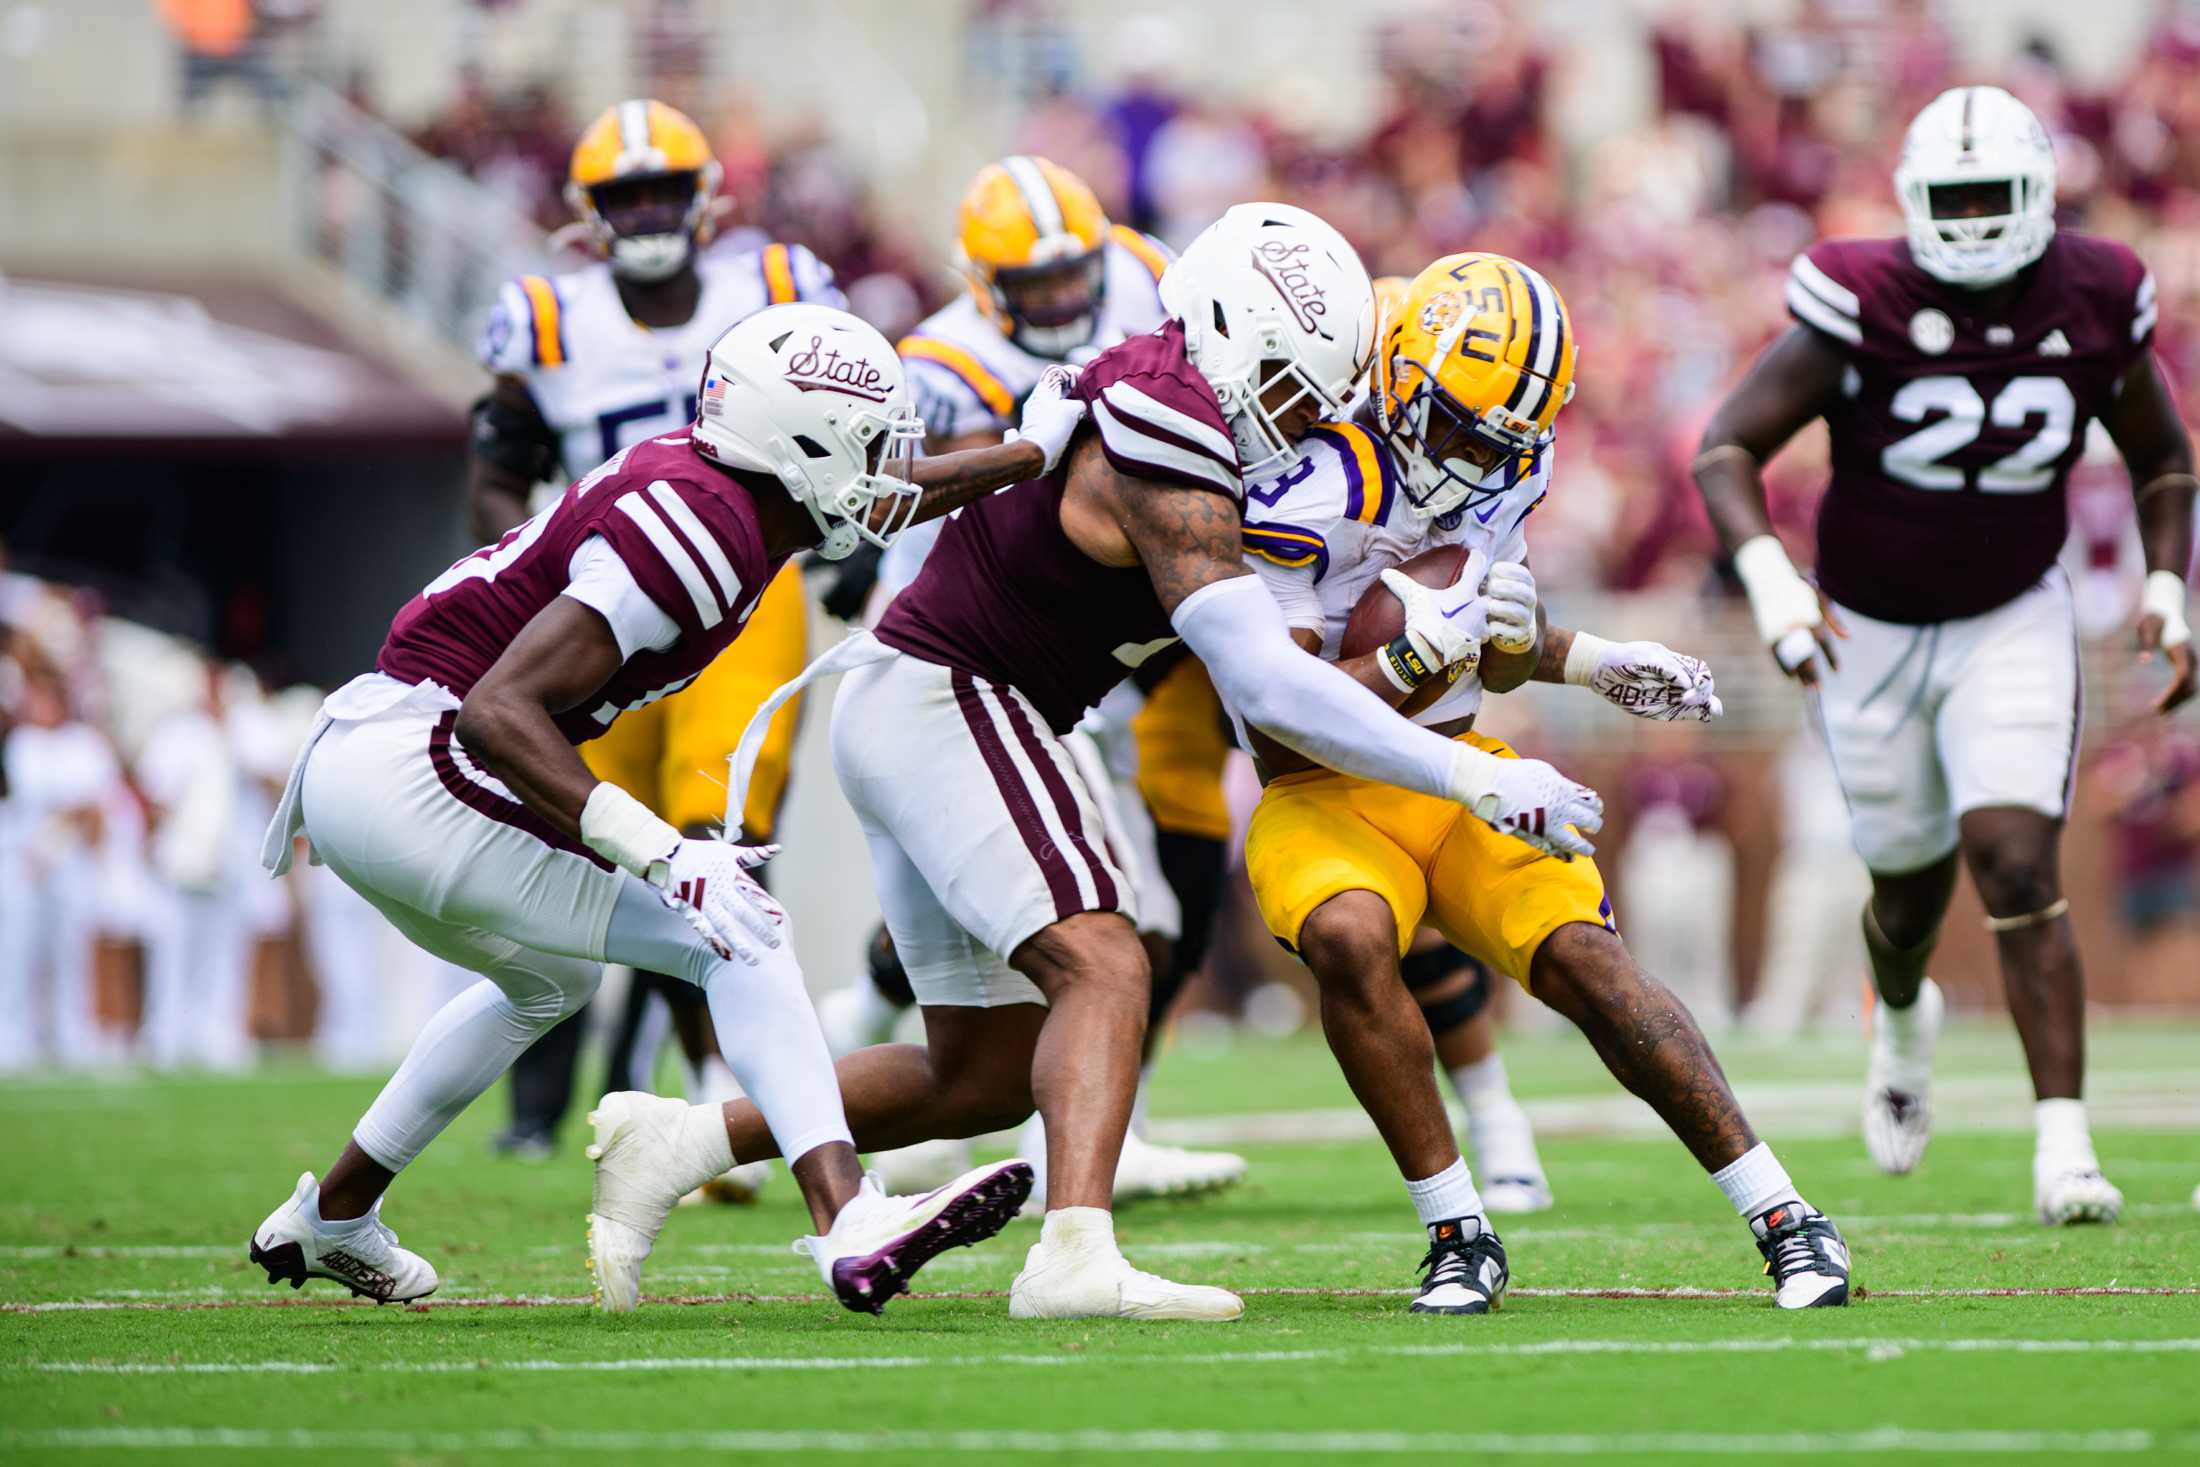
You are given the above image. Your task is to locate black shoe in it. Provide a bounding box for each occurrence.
[1409,1217,1507,1315]
[1751,1201,1850,1308]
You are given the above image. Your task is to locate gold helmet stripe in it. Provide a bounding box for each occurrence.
[1001,154,1065,239]
[762,244,799,304]
[618,99,653,158]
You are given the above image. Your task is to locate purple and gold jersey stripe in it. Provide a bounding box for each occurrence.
[1242,521,1331,582]
[520,275,565,367]
[761,244,799,305]
[1111,224,1170,282]
[1307,422,1395,525]
[898,334,1017,418]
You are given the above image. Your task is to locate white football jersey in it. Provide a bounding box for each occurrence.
[1240,414,1551,728]
[898,226,1173,444]
[479,242,844,480]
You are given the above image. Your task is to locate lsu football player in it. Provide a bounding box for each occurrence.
[1238,254,1850,1312]
[815,157,1245,1206]
[1695,85,2194,1224]
[468,99,838,1186]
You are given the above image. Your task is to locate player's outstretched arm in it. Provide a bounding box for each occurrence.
[1693,325,1849,683]
[1519,624,1724,722]
[888,364,1087,531]
[1101,468,1602,858]
[2103,352,2197,712]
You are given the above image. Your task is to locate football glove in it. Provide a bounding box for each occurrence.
[1005,364,1086,474]
[1445,743,1604,861]
[1484,560,1538,654]
[1568,636,1723,722]
[651,839,785,966]
[1381,550,1491,672]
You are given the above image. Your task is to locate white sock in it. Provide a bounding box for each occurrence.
[1448,1052,1512,1109]
[2034,1099,2097,1169]
[1877,979,1938,1063]
[1713,1142,1802,1220]
[1403,1157,1484,1230]
[1041,1205,1116,1253]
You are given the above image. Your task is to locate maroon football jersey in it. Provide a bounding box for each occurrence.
[378,432,786,744]
[1787,232,2155,623]
[876,321,1242,732]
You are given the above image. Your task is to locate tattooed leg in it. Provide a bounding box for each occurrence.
[1529,922,1758,1172]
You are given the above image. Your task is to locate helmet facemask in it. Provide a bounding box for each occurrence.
[1383,352,1560,519]
[577,169,714,283]
[1899,175,2052,288]
[991,247,1108,357]
[794,403,926,560]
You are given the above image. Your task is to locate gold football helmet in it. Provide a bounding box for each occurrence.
[956,155,1111,356]
[566,99,723,282]
[1373,252,1577,518]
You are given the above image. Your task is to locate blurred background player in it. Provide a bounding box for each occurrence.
[466,98,841,1190]
[1239,253,1846,1311]
[1695,85,2195,1225]
[814,156,1243,1203]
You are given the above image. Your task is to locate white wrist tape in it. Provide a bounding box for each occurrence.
[1563,632,1612,687]
[1444,741,1502,809]
[1731,534,1807,603]
[580,782,681,880]
[2141,569,2191,649]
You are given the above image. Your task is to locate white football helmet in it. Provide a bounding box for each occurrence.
[1894,85,2056,289]
[690,303,926,560]
[1161,202,1376,479]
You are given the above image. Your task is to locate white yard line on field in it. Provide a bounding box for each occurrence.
[10,1202,2189,1267]
[9,1284,2199,1313]
[0,1426,2181,1455]
[18,1337,2200,1377]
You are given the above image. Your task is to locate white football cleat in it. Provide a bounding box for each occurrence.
[586,1091,717,1313]
[2036,1165,2123,1226]
[1863,978,1942,1175]
[1010,1233,1243,1321]
[249,1172,439,1305]
[871,1137,976,1196]
[792,1161,1033,1314]
[1112,1131,1248,1203]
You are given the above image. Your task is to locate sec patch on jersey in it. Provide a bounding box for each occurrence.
[1339,544,1472,716]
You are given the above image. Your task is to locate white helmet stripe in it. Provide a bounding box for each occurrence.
[618,99,653,158]
[1002,155,1065,240]
[1513,263,1562,421]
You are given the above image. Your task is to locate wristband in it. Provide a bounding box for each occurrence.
[1562,632,1613,687]
[580,782,681,880]
[1731,534,1804,599]
[1379,634,1435,693]
[2142,569,2191,649]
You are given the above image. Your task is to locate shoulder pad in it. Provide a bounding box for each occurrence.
[1109,224,1173,283]
[1076,327,1239,495]
[481,275,570,374]
[1786,245,1864,348]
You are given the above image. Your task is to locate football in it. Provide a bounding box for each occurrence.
[1339,543,1473,716]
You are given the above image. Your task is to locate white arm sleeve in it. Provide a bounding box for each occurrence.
[1171,573,1471,802]
[1244,555,1328,634]
[562,535,680,659]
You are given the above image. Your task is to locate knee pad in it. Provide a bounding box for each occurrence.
[1402,944,1491,1033]
[867,923,916,1008]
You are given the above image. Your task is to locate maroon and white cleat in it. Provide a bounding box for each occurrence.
[795,1161,1034,1314]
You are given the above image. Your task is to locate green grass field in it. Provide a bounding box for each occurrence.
[5,1022,2199,1464]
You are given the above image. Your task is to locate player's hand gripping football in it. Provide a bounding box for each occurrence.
[1581,641,1724,722]
[1445,744,1605,861]
[1006,364,1087,474]
[1380,548,1492,670]
[1731,534,1845,685]
[1483,560,1539,654]
[2135,570,2195,713]
[650,839,786,966]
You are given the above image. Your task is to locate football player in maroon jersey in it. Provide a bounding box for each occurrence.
[594,204,1608,1322]
[246,303,1090,1312]
[1695,86,2195,1224]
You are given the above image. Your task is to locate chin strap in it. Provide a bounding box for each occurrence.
[1983,897,2068,934]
